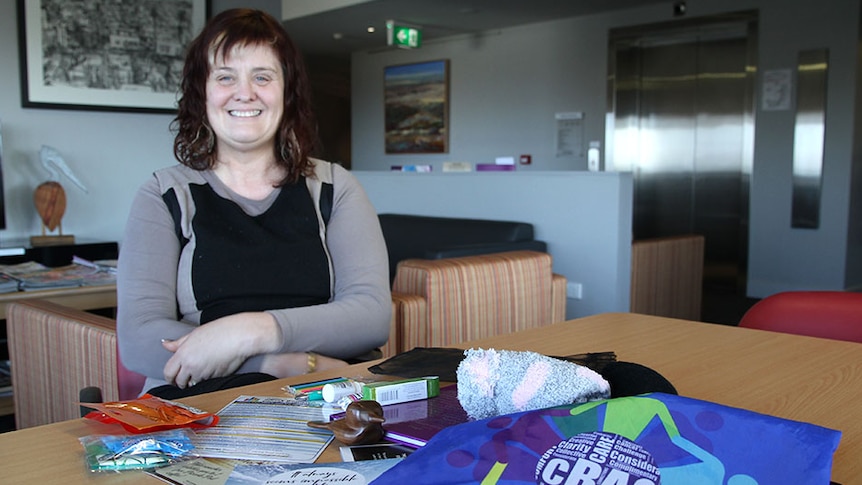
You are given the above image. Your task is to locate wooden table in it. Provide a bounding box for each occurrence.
[0,284,116,320]
[1,312,860,484]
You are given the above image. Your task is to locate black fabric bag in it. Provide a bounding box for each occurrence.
[146,372,277,400]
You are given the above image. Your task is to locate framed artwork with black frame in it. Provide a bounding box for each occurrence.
[17,0,209,114]
[384,59,450,154]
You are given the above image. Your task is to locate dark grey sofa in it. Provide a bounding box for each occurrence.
[378,213,548,284]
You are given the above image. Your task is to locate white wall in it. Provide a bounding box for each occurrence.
[350,0,862,299]
[0,0,278,248]
[354,171,634,319]
[3,0,860,305]
[350,9,630,172]
[0,1,175,246]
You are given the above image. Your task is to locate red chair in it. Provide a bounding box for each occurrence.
[738,291,862,343]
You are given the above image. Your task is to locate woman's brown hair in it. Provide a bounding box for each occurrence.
[171,9,318,185]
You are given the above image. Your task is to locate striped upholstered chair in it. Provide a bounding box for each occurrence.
[6,299,145,429]
[7,298,404,428]
[389,250,567,354]
[630,234,704,321]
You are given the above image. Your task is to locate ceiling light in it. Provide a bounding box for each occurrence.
[332,32,343,40]
[367,26,376,33]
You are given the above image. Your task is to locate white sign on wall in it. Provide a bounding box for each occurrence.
[555,112,585,158]
[762,69,792,111]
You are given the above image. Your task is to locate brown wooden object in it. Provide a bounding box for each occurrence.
[307,400,386,445]
[34,181,66,231]
[31,181,74,246]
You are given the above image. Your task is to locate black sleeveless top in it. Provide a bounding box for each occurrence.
[163,179,330,324]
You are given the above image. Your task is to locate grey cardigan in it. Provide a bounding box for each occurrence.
[116,160,391,392]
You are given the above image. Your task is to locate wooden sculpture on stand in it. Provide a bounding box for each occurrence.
[31,145,88,246]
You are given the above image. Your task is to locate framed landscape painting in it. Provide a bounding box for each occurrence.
[18,0,209,113]
[384,59,449,154]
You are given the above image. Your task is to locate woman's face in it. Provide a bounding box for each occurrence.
[206,43,284,158]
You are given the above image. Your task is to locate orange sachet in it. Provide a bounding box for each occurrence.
[82,394,218,433]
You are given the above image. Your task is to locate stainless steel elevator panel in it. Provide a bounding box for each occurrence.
[608,13,757,294]
[792,49,829,229]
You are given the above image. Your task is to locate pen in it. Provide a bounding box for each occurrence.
[302,390,324,401]
[286,377,350,396]
[292,376,349,389]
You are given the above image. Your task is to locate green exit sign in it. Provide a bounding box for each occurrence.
[387,20,422,49]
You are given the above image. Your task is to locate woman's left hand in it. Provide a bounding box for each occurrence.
[259,352,349,378]
[162,312,280,388]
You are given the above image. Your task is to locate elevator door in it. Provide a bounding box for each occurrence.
[608,16,756,295]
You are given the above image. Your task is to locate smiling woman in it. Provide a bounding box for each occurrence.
[206,43,285,195]
[170,8,318,183]
[116,9,392,400]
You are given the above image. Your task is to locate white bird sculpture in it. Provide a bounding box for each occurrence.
[40,145,88,193]
[34,145,87,234]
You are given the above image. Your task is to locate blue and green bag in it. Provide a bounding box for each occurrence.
[372,392,841,484]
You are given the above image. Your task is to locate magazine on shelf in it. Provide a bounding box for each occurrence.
[72,255,118,273]
[0,273,18,293]
[0,261,116,290]
[0,261,48,276]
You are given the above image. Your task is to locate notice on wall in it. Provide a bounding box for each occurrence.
[555,112,584,158]
[762,69,792,111]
